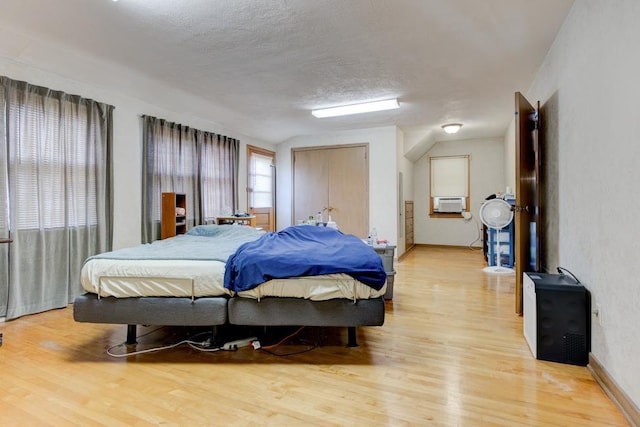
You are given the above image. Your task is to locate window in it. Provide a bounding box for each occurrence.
[200,134,238,220]
[248,149,274,209]
[148,123,198,225]
[0,75,113,320]
[429,155,470,217]
[141,116,239,242]
[11,97,99,229]
[247,145,276,232]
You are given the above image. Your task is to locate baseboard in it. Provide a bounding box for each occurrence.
[589,353,640,427]
[397,244,483,262]
[397,245,415,262]
[414,243,483,250]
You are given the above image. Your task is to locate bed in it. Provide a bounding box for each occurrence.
[73,225,387,347]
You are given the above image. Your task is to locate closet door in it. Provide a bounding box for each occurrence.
[292,144,368,238]
[293,149,329,224]
[327,146,368,238]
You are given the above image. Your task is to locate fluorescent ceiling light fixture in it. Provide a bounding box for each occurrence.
[442,123,463,134]
[311,99,399,118]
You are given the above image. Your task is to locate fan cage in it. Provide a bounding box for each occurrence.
[479,199,513,229]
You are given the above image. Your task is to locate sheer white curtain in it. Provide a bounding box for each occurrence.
[141,116,238,243]
[0,76,113,320]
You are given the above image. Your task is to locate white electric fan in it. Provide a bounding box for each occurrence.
[479,199,515,274]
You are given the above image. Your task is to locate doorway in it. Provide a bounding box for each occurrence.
[247,145,276,232]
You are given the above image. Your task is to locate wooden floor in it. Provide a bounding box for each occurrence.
[0,246,628,426]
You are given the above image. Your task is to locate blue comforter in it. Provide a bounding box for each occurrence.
[224,226,386,292]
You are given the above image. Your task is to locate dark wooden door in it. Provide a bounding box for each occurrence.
[515,92,542,314]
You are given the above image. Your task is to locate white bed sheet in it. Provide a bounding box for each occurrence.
[81,258,229,298]
[237,274,386,301]
[81,259,386,300]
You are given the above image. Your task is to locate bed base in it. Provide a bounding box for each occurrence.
[73,294,385,348]
[228,297,385,347]
[73,293,229,345]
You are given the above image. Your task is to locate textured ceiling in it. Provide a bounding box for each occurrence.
[0,0,574,144]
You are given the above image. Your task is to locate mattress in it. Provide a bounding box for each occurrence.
[81,259,386,300]
[80,224,260,298]
[80,224,386,301]
[80,258,229,298]
[238,274,386,301]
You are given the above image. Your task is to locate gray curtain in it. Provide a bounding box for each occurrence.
[141,116,239,243]
[198,131,239,222]
[0,76,113,320]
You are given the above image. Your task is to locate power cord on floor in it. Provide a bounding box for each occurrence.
[106,327,221,358]
[105,326,322,358]
[107,338,221,358]
[258,326,318,357]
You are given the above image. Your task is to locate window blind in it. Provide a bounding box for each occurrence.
[430,156,468,197]
[10,95,97,229]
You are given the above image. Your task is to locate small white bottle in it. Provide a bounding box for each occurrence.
[370,227,378,245]
[316,211,323,226]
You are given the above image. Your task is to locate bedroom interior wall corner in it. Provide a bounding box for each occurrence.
[395,127,413,258]
[525,0,640,409]
[503,119,516,196]
[538,91,560,273]
[414,137,504,247]
[275,126,398,245]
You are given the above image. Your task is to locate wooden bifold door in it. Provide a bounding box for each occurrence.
[292,144,369,238]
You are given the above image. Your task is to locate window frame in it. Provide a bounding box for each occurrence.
[246,145,275,210]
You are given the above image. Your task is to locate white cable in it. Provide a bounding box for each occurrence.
[188,343,223,353]
[107,339,218,358]
[467,217,482,250]
[106,328,221,357]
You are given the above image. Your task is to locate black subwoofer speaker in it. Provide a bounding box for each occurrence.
[527,272,590,366]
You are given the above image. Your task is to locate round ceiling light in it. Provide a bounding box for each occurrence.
[442,123,463,134]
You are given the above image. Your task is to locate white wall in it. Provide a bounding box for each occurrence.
[396,127,414,258]
[0,27,274,249]
[504,119,516,193]
[276,126,399,245]
[414,137,504,247]
[522,0,640,408]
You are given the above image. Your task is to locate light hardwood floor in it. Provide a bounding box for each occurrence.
[0,246,628,426]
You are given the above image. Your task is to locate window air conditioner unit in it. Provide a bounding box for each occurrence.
[437,197,464,213]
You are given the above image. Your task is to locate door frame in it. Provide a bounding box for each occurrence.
[515,92,542,315]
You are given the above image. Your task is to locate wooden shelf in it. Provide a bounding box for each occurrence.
[161,192,187,239]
